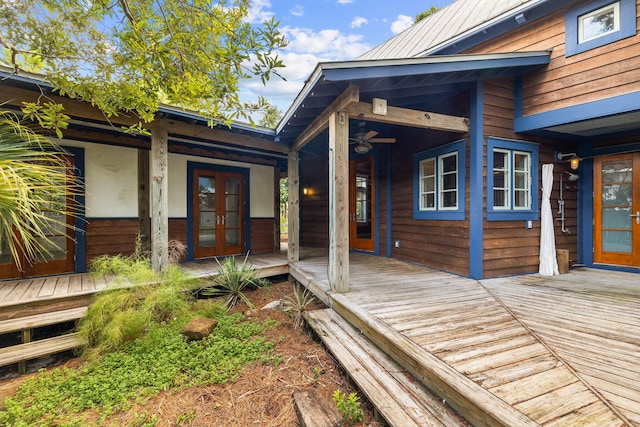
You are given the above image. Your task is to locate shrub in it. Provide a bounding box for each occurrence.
[200,253,270,309]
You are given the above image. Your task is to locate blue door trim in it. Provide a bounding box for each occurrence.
[62,145,86,273]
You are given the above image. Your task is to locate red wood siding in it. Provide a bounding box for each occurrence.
[85,218,139,267]
[250,218,276,254]
[388,116,471,277]
[483,79,578,277]
[469,0,640,116]
[300,153,330,248]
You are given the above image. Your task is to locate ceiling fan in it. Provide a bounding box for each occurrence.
[349,122,396,154]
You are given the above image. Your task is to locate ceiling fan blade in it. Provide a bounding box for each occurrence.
[370,137,396,143]
[363,130,378,140]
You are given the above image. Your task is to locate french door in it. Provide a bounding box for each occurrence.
[594,153,640,267]
[193,169,245,258]
[349,157,375,252]
[0,155,76,279]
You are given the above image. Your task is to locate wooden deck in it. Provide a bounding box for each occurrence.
[290,253,639,426]
[0,252,288,320]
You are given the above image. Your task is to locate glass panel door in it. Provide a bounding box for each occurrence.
[0,155,76,279]
[349,157,375,251]
[223,175,244,254]
[594,153,640,266]
[193,169,245,258]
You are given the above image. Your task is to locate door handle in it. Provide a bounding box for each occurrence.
[222,215,226,225]
[216,215,220,225]
[631,211,640,225]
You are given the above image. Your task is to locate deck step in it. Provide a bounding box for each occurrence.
[0,333,82,368]
[0,307,87,335]
[304,309,467,427]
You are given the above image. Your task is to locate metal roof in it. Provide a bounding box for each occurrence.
[276,51,551,147]
[358,0,560,60]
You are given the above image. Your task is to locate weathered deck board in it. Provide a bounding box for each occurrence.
[483,273,640,425]
[291,253,632,426]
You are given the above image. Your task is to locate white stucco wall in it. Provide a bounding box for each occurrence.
[168,153,275,218]
[61,140,138,217]
[60,139,275,219]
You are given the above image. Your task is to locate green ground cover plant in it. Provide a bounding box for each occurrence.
[0,309,279,426]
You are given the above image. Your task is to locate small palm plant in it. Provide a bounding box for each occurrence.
[281,283,316,329]
[201,253,269,309]
[0,110,81,271]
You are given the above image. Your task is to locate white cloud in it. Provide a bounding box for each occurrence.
[337,0,353,4]
[290,5,303,17]
[282,26,369,59]
[247,0,274,23]
[391,14,413,34]
[241,27,372,114]
[350,16,368,29]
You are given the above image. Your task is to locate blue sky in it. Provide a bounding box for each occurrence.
[242,0,454,117]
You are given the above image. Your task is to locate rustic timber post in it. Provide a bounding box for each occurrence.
[150,126,169,272]
[288,151,300,262]
[274,168,281,253]
[138,149,151,255]
[328,110,349,293]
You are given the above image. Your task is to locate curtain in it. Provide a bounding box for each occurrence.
[539,164,559,276]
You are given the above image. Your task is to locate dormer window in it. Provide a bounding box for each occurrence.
[578,2,620,43]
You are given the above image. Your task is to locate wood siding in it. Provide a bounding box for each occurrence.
[388,90,472,276]
[300,153,330,248]
[250,218,277,254]
[469,0,640,116]
[483,79,578,277]
[85,218,139,267]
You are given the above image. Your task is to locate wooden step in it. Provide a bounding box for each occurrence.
[304,309,468,427]
[0,307,87,335]
[0,333,82,368]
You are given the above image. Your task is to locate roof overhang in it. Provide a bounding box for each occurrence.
[277,51,551,147]
[515,90,640,140]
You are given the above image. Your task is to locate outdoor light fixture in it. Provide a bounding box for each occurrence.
[555,151,581,170]
[303,185,310,195]
[354,141,373,154]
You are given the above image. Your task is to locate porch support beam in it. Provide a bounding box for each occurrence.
[292,85,359,152]
[347,101,469,133]
[328,110,349,293]
[150,126,169,272]
[287,152,300,262]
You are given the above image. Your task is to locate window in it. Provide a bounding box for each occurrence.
[566,0,636,56]
[487,138,538,221]
[413,139,465,220]
[579,2,619,43]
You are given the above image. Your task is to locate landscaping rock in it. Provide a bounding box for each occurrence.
[182,317,218,340]
[261,300,282,310]
[244,309,259,318]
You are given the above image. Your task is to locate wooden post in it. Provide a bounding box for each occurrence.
[288,152,300,262]
[151,126,169,272]
[138,149,151,255]
[274,167,281,253]
[328,111,349,293]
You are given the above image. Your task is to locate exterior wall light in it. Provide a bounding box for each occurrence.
[555,151,581,170]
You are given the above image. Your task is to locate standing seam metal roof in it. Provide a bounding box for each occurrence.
[358,0,546,60]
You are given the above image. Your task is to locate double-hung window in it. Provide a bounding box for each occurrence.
[413,139,465,220]
[487,138,538,221]
[565,0,636,56]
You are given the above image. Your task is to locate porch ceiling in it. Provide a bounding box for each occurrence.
[276,51,551,148]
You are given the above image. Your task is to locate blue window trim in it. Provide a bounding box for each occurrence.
[486,138,539,221]
[412,139,466,220]
[186,161,251,261]
[565,0,636,56]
